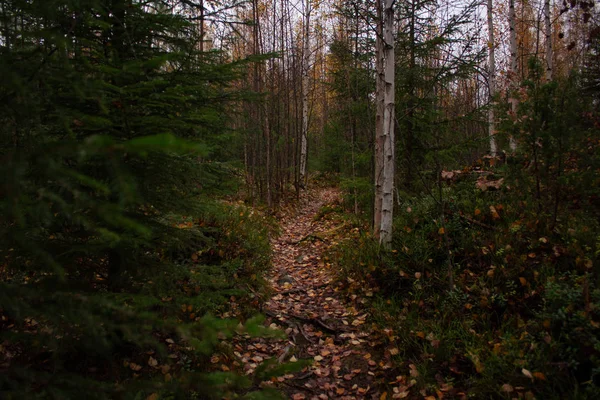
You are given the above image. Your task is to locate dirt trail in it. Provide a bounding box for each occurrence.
[233,188,390,399]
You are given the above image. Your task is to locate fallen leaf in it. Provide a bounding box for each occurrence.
[519,277,527,286]
[129,363,142,371]
[533,372,546,380]
[501,384,514,393]
[522,368,533,380]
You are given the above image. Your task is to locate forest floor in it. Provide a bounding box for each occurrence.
[232,187,400,399]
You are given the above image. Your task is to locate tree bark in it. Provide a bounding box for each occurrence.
[487,0,497,157]
[508,0,518,152]
[544,0,553,81]
[374,0,395,248]
[299,0,311,187]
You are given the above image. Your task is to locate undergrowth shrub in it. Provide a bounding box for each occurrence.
[331,155,600,398]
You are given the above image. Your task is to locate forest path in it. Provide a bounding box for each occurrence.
[234,187,391,399]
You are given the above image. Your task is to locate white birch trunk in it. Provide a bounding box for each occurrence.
[544,0,553,81]
[487,0,497,157]
[299,0,310,186]
[374,0,395,248]
[374,0,384,241]
[508,0,518,152]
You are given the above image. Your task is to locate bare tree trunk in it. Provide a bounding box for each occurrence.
[508,0,518,152]
[374,0,384,240]
[487,0,497,157]
[374,0,395,248]
[299,0,311,187]
[544,0,553,81]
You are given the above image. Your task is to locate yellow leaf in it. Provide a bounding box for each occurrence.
[380,392,388,400]
[415,331,425,339]
[438,227,445,235]
[490,205,500,220]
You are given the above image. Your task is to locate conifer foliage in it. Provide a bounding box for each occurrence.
[0,1,272,398]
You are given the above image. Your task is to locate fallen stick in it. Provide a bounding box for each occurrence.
[277,283,328,295]
[264,309,345,334]
[457,213,497,231]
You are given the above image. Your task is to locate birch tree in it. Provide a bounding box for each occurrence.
[299,0,312,187]
[544,0,553,81]
[508,0,518,152]
[374,0,395,248]
[487,0,498,156]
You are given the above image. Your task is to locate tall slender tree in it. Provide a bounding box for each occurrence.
[545,0,553,81]
[374,0,395,247]
[509,0,519,151]
[487,0,498,156]
[299,0,312,187]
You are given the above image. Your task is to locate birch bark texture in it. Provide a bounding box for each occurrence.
[508,0,518,152]
[374,0,395,248]
[299,0,311,186]
[487,0,498,157]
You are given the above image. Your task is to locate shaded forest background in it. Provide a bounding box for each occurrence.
[1,0,600,398]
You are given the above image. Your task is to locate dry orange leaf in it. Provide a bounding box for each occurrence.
[533,372,546,380]
[519,277,527,286]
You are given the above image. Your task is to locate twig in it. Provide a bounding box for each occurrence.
[293,370,314,380]
[277,344,294,364]
[288,313,343,334]
[277,283,328,295]
[297,323,316,344]
[457,214,497,231]
[265,310,345,334]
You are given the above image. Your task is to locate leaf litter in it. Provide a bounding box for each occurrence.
[230,188,399,399]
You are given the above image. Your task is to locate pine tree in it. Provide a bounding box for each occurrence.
[0,1,277,398]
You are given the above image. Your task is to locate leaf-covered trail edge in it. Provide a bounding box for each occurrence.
[232,187,403,399]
